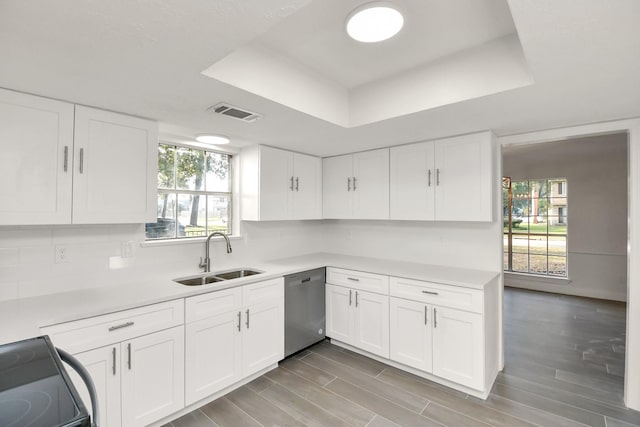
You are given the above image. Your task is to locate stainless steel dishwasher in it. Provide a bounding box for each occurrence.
[284,267,326,357]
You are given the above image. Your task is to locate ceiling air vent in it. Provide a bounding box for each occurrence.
[208,103,262,123]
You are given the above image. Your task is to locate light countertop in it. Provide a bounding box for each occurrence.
[0,252,499,345]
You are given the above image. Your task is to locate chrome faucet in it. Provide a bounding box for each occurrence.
[199,232,232,272]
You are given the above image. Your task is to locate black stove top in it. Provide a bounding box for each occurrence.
[0,336,90,427]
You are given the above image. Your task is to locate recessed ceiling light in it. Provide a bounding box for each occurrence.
[346,2,404,43]
[195,134,230,145]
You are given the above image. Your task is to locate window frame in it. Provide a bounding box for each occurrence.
[146,142,234,241]
[503,177,568,277]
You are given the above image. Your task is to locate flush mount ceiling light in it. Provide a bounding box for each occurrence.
[195,134,230,145]
[346,2,404,43]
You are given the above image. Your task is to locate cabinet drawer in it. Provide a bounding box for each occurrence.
[327,268,389,294]
[390,277,483,313]
[186,287,242,323]
[242,277,284,307]
[41,299,184,354]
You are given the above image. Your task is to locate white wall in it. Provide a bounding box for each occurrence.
[0,220,325,301]
[503,133,628,301]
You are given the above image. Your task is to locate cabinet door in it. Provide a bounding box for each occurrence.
[390,142,435,220]
[292,152,322,219]
[434,132,493,221]
[242,298,284,377]
[322,155,353,218]
[121,326,185,427]
[389,298,432,372]
[353,290,389,358]
[432,306,483,390]
[258,146,293,220]
[325,284,353,344]
[71,345,122,427]
[353,148,389,220]
[0,88,74,224]
[72,106,157,224]
[185,311,242,405]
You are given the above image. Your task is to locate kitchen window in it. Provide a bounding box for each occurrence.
[503,177,568,276]
[145,143,232,240]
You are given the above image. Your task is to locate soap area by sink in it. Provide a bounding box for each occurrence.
[174,268,263,286]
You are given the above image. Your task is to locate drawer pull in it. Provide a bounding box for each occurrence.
[349,289,352,306]
[421,290,439,295]
[108,321,135,332]
[237,311,241,332]
[424,306,427,325]
[246,309,250,329]
[434,308,438,328]
[347,277,360,282]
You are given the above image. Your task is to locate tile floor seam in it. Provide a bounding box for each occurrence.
[221,396,266,427]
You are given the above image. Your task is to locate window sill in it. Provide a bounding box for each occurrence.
[504,271,572,285]
[140,235,243,248]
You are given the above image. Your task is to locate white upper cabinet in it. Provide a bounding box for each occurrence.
[0,88,74,224]
[241,145,322,220]
[323,148,389,220]
[0,88,158,225]
[389,141,435,220]
[390,131,494,221]
[73,106,158,224]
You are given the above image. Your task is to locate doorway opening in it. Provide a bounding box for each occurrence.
[500,132,631,419]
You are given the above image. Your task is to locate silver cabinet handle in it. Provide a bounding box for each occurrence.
[349,289,352,306]
[79,148,84,174]
[427,169,432,187]
[108,321,134,332]
[421,290,439,295]
[424,306,428,325]
[436,168,440,186]
[347,177,351,191]
[355,291,359,307]
[290,176,294,191]
[245,309,250,329]
[347,277,360,282]
[353,177,357,191]
[112,347,116,376]
[127,343,132,370]
[295,177,299,191]
[63,146,69,172]
[434,308,438,328]
[237,311,241,332]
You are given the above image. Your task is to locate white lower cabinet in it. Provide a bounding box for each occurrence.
[326,284,389,358]
[432,306,483,390]
[185,278,284,406]
[389,297,433,373]
[121,326,185,427]
[42,299,185,427]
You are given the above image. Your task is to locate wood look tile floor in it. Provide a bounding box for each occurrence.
[164,288,639,427]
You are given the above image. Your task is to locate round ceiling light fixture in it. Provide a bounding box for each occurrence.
[195,134,230,145]
[346,2,404,43]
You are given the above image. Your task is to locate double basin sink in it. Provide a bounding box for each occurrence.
[174,268,263,286]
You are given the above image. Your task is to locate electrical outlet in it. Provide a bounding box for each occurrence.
[55,246,68,263]
[121,240,134,258]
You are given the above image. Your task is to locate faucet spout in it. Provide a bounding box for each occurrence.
[199,232,232,272]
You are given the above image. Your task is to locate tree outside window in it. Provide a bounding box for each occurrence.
[146,143,232,239]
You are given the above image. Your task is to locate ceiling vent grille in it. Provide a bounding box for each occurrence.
[207,103,262,123]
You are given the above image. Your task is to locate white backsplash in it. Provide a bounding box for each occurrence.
[0,221,326,301]
[0,218,501,302]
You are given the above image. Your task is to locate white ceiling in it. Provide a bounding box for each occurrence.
[1,0,639,156]
[257,0,517,89]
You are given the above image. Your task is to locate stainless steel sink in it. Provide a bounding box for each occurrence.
[214,269,263,280]
[175,275,226,286]
[173,268,263,286]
